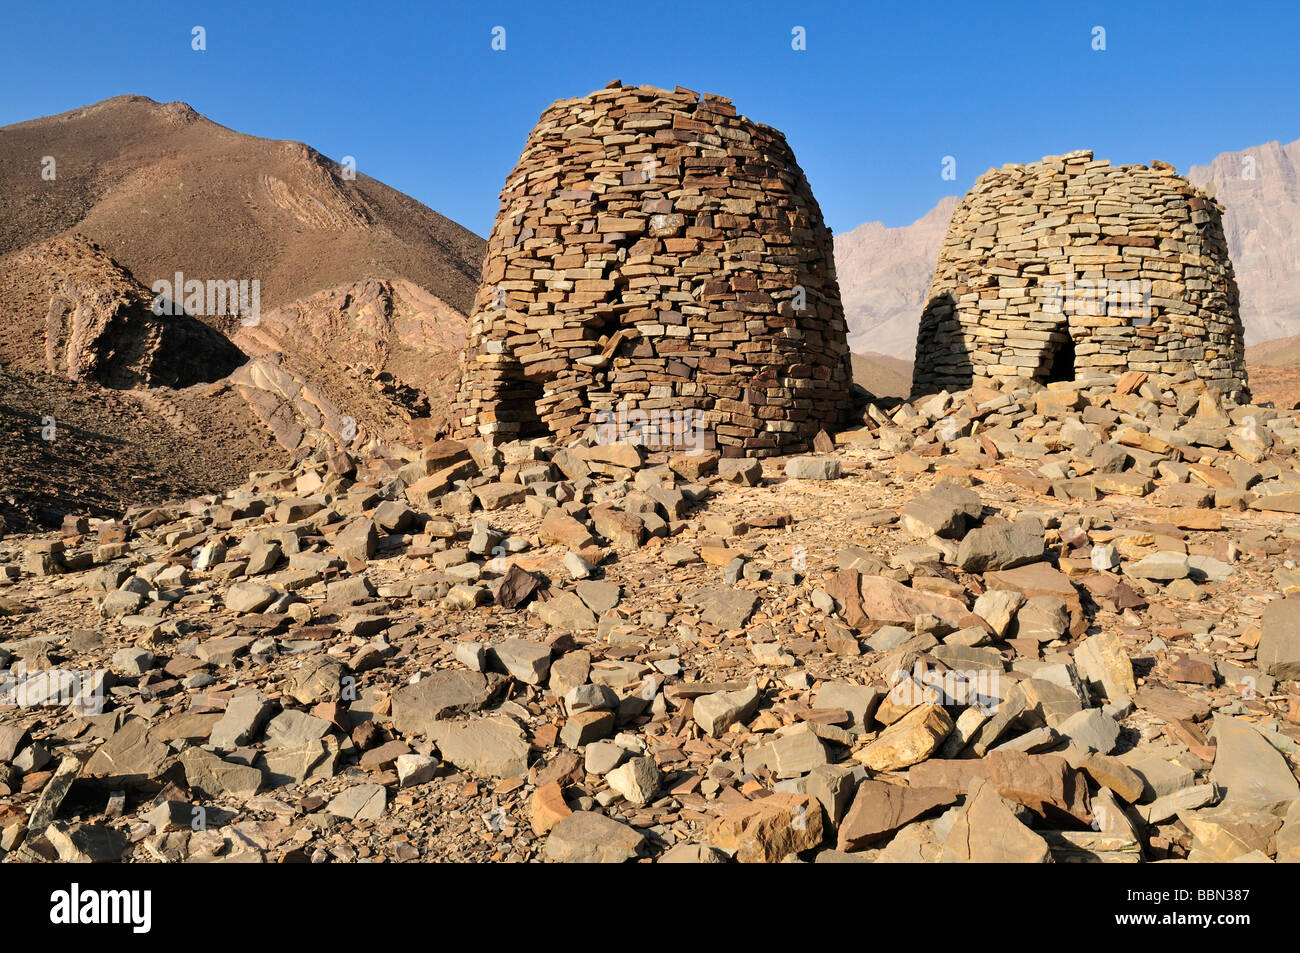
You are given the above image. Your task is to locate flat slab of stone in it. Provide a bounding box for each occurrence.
[84,718,172,785]
[545,811,644,862]
[532,591,598,631]
[474,482,527,511]
[956,519,1045,573]
[180,747,264,799]
[225,582,279,613]
[827,571,969,629]
[263,710,333,749]
[812,682,880,731]
[1257,596,1300,679]
[899,481,982,539]
[940,777,1050,862]
[1180,803,1284,861]
[45,822,129,863]
[693,683,760,737]
[837,780,958,851]
[210,691,276,748]
[327,783,387,821]
[431,717,529,778]
[855,704,952,771]
[686,586,760,630]
[539,509,596,549]
[1210,714,1300,805]
[768,726,829,779]
[493,639,553,685]
[260,739,338,787]
[1134,684,1211,723]
[1074,631,1137,701]
[151,711,222,743]
[784,457,841,480]
[909,751,1090,824]
[984,563,1086,635]
[1057,708,1120,754]
[1121,751,1196,802]
[1250,491,1300,513]
[1127,551,1191,581]
[706,791,823,862]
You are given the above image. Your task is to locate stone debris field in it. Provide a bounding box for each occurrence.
[3,365,1300,864]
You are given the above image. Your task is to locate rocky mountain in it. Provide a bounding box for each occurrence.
[1187,139,1300,346]
[0,235,244,388]
[1246,332,1300,410]
[0,96,487,529]
[834,196,958,359]
[1249,332,1300,367]
[229,276,470,456]
[850,351,913,399]
[0,95,485,313]
[836,139,1300,363]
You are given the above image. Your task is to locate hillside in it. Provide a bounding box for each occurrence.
[0,95,485,314]
[850,351,913,399]
[1246,332,1300,409]
[0,96,488,529]
[834,197,958,359]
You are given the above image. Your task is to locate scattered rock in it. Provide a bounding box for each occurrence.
[545,811,644,863]
[940,778,1050,863]
[706,792,824,862]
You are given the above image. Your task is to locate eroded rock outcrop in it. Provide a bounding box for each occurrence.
[0,235,245,389]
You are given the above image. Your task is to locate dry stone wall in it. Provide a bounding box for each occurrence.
[451,81,853,456]
[912,150,1248,400]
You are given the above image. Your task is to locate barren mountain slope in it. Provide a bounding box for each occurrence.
[0,94,485,314]
[1189,139,1300,346]
[0,234,245,386]
[833,196,958,359]
[0,365,285,532]
[1247,333,1300,409]
[229,276,470,455]
[850,351,913,399]
[0,96,491,528]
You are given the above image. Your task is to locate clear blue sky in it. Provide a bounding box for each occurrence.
[3,0,1297,238]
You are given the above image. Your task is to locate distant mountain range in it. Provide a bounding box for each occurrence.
[834,138,1300,360]
[1187,139,1300,345]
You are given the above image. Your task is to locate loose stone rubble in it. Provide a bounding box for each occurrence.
[450,81,853,455]
[913,151,1248,401]
[1,366,1299,863]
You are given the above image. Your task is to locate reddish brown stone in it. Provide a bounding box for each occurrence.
[837,780,958,851]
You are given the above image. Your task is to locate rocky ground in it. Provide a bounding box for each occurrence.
[0,365,288,533]
[1245,364,1300,416]
[2,368,1299,863]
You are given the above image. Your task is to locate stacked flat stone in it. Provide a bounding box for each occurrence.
[451,81,853,456]
[912,150,1247,400]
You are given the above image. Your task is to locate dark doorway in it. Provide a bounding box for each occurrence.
[1045,332,1076,384]
[492,360,547,439]
[512,376,547,438]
